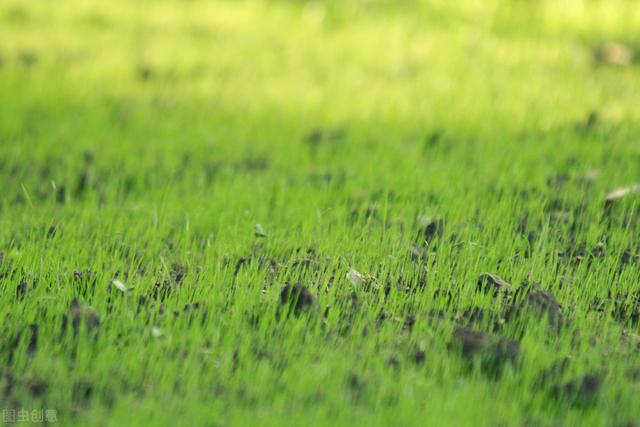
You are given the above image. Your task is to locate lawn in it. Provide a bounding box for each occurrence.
[1,0,640,426]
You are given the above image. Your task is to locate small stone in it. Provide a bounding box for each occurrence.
[112,279,128,293]
[605,184,640,205]
[346,269,363,286]
[254,224,267,238]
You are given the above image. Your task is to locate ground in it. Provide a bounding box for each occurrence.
[1,1,640,426]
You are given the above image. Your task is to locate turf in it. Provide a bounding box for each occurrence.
[1,1,640,426]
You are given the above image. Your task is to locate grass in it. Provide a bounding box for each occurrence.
[1,0,640,425]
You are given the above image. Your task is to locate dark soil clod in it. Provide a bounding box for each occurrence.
[47,225,58,239]
[386,354,401,371]
[415,218,444,245]
[346,372,365,398]
[305,129,323,146]
[234,256,277,277]
[56,185,67,204]
[279,284,317,315]
[451,326,520,373]
[413,348,426,365]
[610,291,640,326]
[551,373,603,406]
[409,243,428,263]
[63,299,100,335]
[27,379,48,397]
[15,280,29,300]
[170,263,187,284]
[73,269,97,297]
[291,258,313,270]
[534,357,572,388]
[151,280,174,302]
[507,284,565,333]
[456,307,502,331]
[546,174,570,189]
[403,314,416,332]
[72,379,95,405]
[27,323,38,354]
[304,128,344,147]
[182,302,209,325]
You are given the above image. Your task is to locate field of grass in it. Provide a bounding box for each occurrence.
[1,0,640,425]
